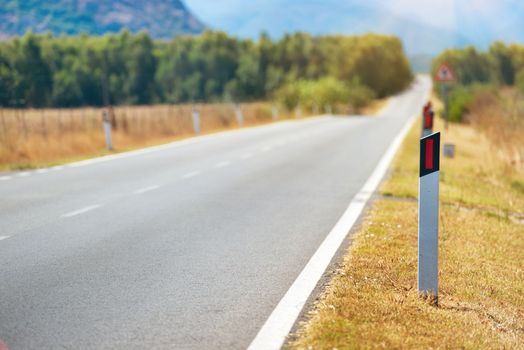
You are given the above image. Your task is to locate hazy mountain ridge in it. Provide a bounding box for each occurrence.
[0,0,205,38]
[185,0,524,55]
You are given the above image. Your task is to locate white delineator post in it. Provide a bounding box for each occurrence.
[192,104,201,134]
[102,110,113,151]
[235,103,244,127]
[272,104,278,121]
[418,132,440,300]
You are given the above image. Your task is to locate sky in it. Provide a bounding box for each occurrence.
[184,0,524,55]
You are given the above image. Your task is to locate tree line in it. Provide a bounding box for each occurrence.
[432,42,524,88]
[0,30,413,108]
[432,43,524,121]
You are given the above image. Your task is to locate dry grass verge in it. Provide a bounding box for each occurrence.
[0,97,389,171]
[289,109,524,349]
[0,102,297,170]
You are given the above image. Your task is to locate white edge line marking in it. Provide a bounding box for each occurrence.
[215,160,231,168]
[36,169,49,174]
[62,204,101,218]
[51,166,64,171]
[18,172,30,177]
[182,171,200,179]
[0,236,10,241]
[0,176,11,181]
[134,185,160,194]
[248,97,427,349]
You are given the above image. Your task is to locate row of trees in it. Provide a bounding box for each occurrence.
[432,42,524,88]
[432,43,524,122]
[0,30,413,108]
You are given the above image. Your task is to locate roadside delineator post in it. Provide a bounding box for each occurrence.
[235,103,244,127]
[295,105,302,118]
[192,104,201,134]
[418,132,440,302]
[422,102,434,137]
[272,104,279,121]
[102,109,113,151]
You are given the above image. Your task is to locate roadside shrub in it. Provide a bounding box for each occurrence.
[275,77,374,112]
[447,86,474,122]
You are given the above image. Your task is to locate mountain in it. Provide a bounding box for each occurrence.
[0,0,205,39]
[185,0,524,55]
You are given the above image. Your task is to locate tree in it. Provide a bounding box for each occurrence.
[14,32,53,107]
[125,32,157,104]
[490,42,515,85]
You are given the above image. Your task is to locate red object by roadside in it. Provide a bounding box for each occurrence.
[423,102,434,130]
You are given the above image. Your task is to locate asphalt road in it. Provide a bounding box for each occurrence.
[0,76,431,350]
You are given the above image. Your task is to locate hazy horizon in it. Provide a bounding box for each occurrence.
[185,0,524,55]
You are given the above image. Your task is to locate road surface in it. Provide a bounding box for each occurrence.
[0,76,431,349]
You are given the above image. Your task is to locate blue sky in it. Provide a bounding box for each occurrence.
[184,0,524,55]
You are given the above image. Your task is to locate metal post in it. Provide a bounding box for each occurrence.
[296,105,302,118]
[418,132,440,302]
[102,110,113,151]
[192,104,201,134]
[235,103,244,127]
[272,104,278,121]
[422,103,434,137]
[441,83,449,130]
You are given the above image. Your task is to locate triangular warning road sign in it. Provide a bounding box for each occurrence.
[435,62,456,82]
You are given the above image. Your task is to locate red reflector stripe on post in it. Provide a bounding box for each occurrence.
[425,139,434,170]
[420,132,440,177]
[424,114,431,129]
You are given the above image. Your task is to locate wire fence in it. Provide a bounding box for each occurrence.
[0,102,304,166]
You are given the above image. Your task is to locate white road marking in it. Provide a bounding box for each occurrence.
[182,171,201,179]
[0,176,11,181]
[214,160,231,168]
[18,172,30,177]
[35,169,49,174]
[248,107,423,349]
[240,153,254,160]
[62,204,101,218]
[134,185,160,194]
[0,236,10,241]
[51,166,64,171]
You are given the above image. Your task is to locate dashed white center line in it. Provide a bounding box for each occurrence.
[134,185,160,194]
[0,236,10,241]
[62,204,101,218]
[18,172,30,177]
[182,171,201,179]
[0,176,11,181]
[214,160,231,168]
[240,153,254,160]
